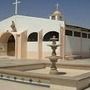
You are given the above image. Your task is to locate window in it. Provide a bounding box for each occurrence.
[27,32,38,42]
[52,16,55,20]
[43,31,59,41]
[74,31,81,37]
[88,34,90,39]
[65,30,72,36]
[82,33,87,38]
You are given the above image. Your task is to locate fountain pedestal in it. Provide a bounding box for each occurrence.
[47,36,60,74]
[48,56,60,74]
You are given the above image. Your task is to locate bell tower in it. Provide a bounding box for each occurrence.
[49,3,63,21]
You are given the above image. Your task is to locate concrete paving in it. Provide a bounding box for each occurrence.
[0,58,90,67]
[0,79,50,90]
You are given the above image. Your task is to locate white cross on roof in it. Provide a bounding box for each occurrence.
[13,0,21,15]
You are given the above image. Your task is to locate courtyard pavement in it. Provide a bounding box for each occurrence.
[0,58,90,67]
[0,58,90,90]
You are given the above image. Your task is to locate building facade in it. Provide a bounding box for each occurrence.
[0,8,89,60]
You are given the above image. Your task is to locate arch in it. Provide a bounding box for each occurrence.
[0,32,14,43]
[43,31,59,41]
[27,32,38,42]
[0,32,15,56]
[7,35,15,56]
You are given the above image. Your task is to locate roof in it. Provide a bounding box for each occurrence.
[52,10,62,16]
[0,15,65,35]
[66,24,90,32]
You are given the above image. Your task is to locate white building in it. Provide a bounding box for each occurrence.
[0,5,89,60]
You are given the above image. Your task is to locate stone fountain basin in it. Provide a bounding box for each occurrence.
[47,44,60,47]
[46,56,60,61]
[26,67,90,77]
[0,61,90,77]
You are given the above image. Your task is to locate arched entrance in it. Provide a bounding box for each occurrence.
[0,32,15,56]
[7,35,15,56]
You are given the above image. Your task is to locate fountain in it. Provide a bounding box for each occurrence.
[47,36,60,74]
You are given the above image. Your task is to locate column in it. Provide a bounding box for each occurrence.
[15,35,18,58]
[38,30,43,60]
[60,26,65,60]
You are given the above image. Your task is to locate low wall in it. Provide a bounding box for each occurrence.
[2,63,46,71]
[1,61,90,70]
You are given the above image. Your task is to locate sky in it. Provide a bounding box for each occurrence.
[0,0,90,28]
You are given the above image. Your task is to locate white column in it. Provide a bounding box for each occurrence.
[38,30,43,60]
[60,26,65,60]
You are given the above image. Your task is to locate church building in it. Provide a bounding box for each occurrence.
[0,2,90,60]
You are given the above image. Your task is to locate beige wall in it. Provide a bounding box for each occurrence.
[65,36,81,55]
[16,31,27,59]
[21,31,27,59]
[0,43,7,56]
[65,35,90,58]
[27,42,38,59]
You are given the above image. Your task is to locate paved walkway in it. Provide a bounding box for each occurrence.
[0,58,90,67]
[0,79,50,90]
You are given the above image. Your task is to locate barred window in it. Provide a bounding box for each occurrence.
[82,33,87,38]
[65,30,72,36]
[43,31,59,41]
[74,31,81,37]
[88,34,90,39]
[27,32,38,42]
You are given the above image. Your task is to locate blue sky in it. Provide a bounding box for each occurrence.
[0,0,90,28]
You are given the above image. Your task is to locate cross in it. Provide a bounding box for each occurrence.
[56,3,59,10]
[13,0,21,15]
